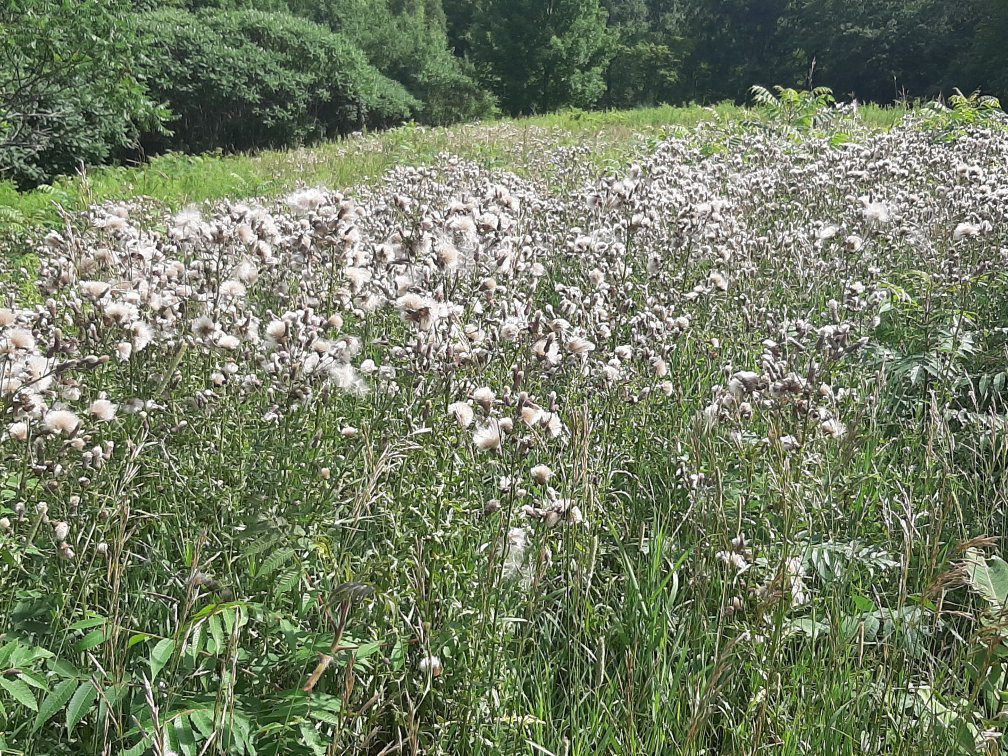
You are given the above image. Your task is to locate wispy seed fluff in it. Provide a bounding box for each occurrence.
[530,464,553,485]
[89,399,118,421]
[43,409,80,435]
[448,401,474,428]
[5,328,35,351]
[219,279,247,299]
[820,417,847,439]
[286,188,327,213]
[473,421,502,451]
[265,319,287,341]
[418,654,443,678]
[472,386,495,410]
[7,421,29,442]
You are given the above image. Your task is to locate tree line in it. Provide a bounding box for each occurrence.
[2,0,1005,188]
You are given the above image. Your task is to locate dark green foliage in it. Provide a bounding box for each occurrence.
[784,0,988,102]
[290,0,496,124]
[134,8,417,154]
[469,0,617,115]
[968,0,1008,99]
[0,0,166,189]
[601,0,683,107]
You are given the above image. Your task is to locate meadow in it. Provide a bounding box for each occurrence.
[0,100,1006,754]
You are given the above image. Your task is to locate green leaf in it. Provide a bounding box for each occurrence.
[33,677,77,731]
[66,681,97,733]
[208,614,225,654]
[300,722,327,756]
[121,735,152,756]
[962,549,1008,609]
[0,640,18,668]
[127,632,152,649]
[0,676,39,711]
[51,658,81,679]
[257,547,296,579]
[169,713,198,756]
[69,616,107,631]
[76,629,106,652]
[18,668,49,691]
[190,708,215,739]
[150,638,176,682]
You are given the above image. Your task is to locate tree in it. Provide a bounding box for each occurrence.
[967,0,1008,99]
[601,0,683,107]
[0,0,165,188]
[289,0,496,123]
[667,0,796,103]
[470,0,616,114]
[784,0,987,103]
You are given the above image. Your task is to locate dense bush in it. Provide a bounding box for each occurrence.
[135,8,417,154]
[292,0,497,124]
[0,0,166,189]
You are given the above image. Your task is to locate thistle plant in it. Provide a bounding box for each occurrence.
[0,104,1006,754]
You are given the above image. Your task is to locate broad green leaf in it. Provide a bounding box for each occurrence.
[169,713,198,756]
[0,641,20,668]
[51,659,81,679]
[190,708,215,739]
[257,547,296,579]
[0,676,38,711]
[33,677,77,731]
[69,616,107,631]
[300,722,327,756]
[121,735,152,756]
[150,638,176,682]
[76,628,106,652]
[18,668,49,691]
[208,614,224,654]
[66,681,97,733]
[127,633,152,649]
[962,549,1008,609]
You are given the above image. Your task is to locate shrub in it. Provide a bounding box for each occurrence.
[292,0,497,125]
[0,0,167,189]
[134,8,418,154]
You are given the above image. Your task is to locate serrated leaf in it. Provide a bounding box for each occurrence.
[18,668,49,691]
[51,659,81,679]
[169,713,198,756]
[0,641,18,668]
[310,706,342,726]
[0,676,38,711]
[190,708,215,739]
[150,638,176,682]
[76,629,106,652]
[300,722,327,756]
[274,568,301,596]
[121,735,152,756]
[33,677,76,731]
[66,681,96,733]
[257,547,296,579]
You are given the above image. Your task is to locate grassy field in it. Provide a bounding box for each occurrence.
[0,102,910,232]
[1,101,1006,755]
